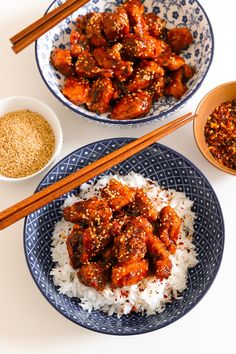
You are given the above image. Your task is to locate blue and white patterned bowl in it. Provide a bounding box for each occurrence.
[24,138,224,335]
[35,0,214,126]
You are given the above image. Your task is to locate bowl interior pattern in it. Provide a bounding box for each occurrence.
[36,0,214,126]
[24,138,224,335]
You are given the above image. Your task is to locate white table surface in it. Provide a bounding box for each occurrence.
[0,1,235,353]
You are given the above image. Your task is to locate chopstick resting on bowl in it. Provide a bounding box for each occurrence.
[10,0,90,54]
[0,112,197,230]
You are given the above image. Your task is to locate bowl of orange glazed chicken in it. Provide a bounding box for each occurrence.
[36,0,214,126]
[24,138,224,334]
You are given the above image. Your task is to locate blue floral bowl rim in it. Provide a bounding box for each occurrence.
[23,138,224,334]
[35,0,215,126]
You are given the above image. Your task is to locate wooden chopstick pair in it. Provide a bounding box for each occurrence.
[0,113,196,230]
[10,0,89,54]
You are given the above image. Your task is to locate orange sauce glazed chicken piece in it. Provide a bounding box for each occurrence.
[123,0,148,36]
[156,205,181,254]
[70,29,89,58]
[144,13,167,38]
[50,0,194,120]
[85,12,107,47]
[50,48,74,76]
[111,91,152,120]
[101,178,136,211]
[63,179,183,291]
[62,76,90,105]
[87,77,114,114]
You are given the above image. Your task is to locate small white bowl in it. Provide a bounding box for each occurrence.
[0,96,63,182]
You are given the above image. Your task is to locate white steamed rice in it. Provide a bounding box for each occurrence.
[50,172,198,317]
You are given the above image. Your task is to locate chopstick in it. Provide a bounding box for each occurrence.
[0,113,196,230]
[10,0,89,54]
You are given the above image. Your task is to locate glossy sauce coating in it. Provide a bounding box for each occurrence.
[64,179,182,290]
[50,0,194,120]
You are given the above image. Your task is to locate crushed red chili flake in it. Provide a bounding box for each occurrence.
[121,290,130,297]
[204,99,236,170]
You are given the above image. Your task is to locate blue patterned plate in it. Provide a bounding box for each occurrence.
[24,138,224,335]
[35,0,214,126]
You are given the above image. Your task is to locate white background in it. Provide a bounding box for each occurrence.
[0,1,235,353]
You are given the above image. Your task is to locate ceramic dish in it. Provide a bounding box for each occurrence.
[0,96,63,182]
[194,81,236,175]
[35,0,214,126]
[24,138,224,334]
